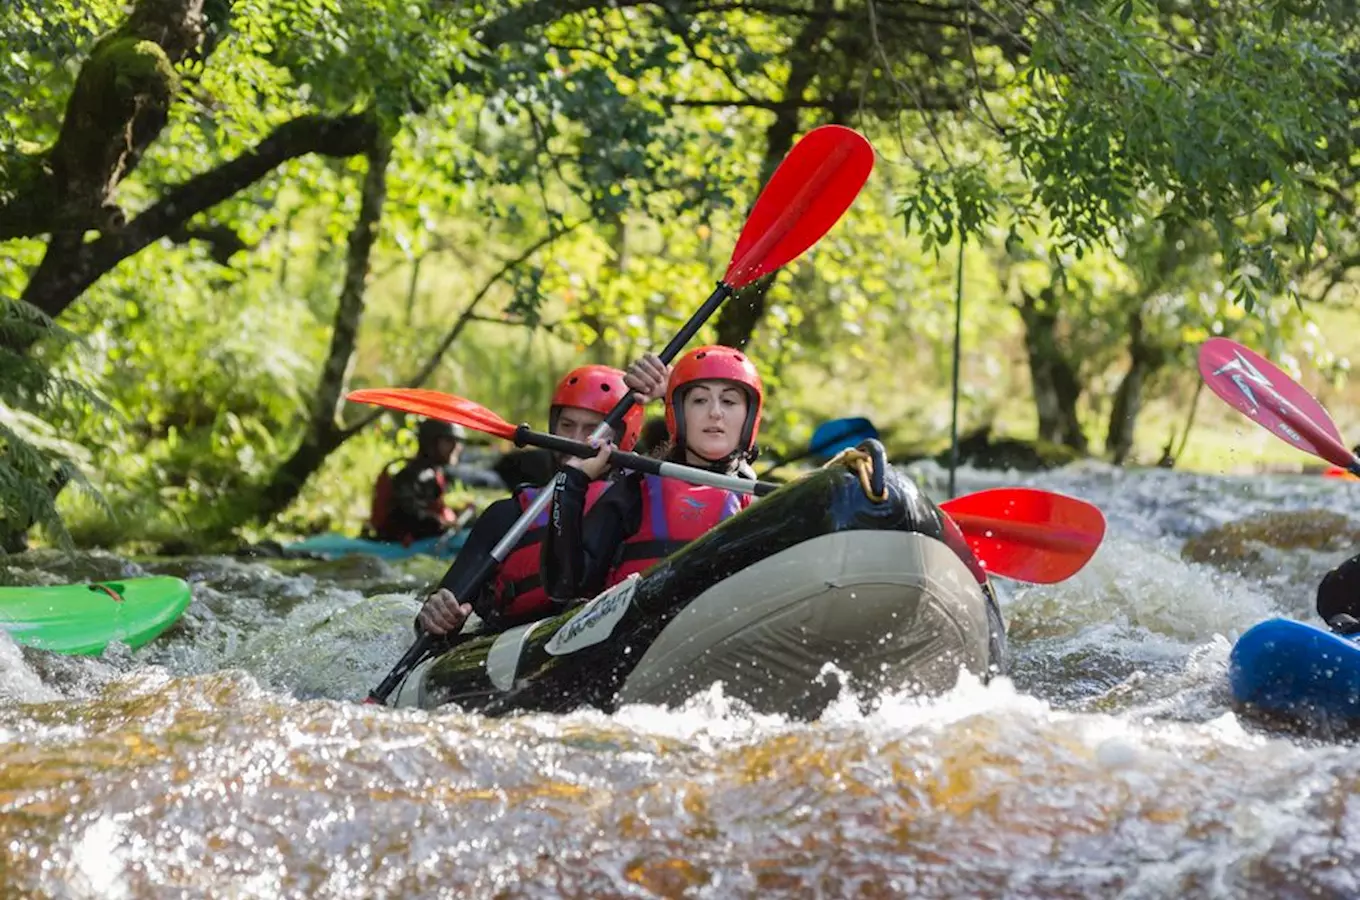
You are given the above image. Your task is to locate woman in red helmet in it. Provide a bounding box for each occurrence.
[416,365,645,638]
[542,345,762,602]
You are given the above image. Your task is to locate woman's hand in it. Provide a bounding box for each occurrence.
[624,353,670,404]
[417,588,471,635]
[565,438,613,480]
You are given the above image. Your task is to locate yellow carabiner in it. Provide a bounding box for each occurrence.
[820,447,888,503]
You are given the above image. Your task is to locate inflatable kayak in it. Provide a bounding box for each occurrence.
[282,530,469,561]
[392,448,1007,719]
[1229,617,1360,732]
[0,576,193,655]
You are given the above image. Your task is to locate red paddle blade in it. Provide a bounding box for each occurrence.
[940,488,1106,584]
[346,388,517,440]
[1197,338,1358,471]
[723,125,874,288]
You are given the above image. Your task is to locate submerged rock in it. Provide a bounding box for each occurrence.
[891,425,1085,473]
[1181,510,1360,575]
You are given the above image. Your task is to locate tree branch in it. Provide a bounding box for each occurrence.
[0,0,212,240]
[692,0,966,26]
[663,94,963,112]
[344,218,595,435]
[20,113,377,322]
[167,222,252,264]
[255,132,391,520]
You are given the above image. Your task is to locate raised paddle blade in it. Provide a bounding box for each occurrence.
[346,388,518,440]
[1197,338,1359,471]
[940,488,1106,584]
[808,417,880,459]
[723,125,875,288]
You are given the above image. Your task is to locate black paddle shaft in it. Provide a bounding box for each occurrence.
[365,283,735,704]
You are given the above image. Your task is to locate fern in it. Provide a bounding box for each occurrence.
[0,294,106,552]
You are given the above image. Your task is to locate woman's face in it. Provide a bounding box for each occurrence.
[681,380,748,462]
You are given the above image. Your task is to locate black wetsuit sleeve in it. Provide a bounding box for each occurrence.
[1318,552,1360,625]
[432,496,521,615]
[541,470,643,602]
[387,462,445,540]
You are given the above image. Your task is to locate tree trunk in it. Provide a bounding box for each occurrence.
[4,0,584,342]
[1018,288,1087,452]
[251,134,390,523]
[0,0,208,243]
[1105,308,1167,465]
[714,0,833,349]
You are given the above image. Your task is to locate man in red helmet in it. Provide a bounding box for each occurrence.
[542,345,762,601]
[416,365,648,639]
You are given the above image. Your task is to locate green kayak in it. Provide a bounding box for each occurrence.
[0,576,193,655]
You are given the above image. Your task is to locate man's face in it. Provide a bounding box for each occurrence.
[553,407,609,467]
[554,407,607,442]
[434,436,462,464]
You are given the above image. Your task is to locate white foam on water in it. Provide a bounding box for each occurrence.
[0,629,60,704]
[65,815,130,900]
[1009,536,1277,644]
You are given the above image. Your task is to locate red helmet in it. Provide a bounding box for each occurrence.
[550,365,643,451]
[664,345,764,455]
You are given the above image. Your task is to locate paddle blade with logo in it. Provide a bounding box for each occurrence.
[723,125,875,287]
[1197,338,1359,472]
[940,488,1106,584]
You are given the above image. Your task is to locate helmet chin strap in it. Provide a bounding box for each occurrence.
[684,444,743,471]
[682,424,755,471]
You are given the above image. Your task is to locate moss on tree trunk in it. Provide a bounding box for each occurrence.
[0,0,203,241]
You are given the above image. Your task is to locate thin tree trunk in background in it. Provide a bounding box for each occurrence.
[1171,378,1206,464]
[714,0,833,349]
[405,253,425,327]
[252,134,391,525]
[1106,308,1168,464]
[1018,288,1088,452]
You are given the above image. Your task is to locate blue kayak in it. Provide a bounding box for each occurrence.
[282,531,469,561]
[1228,617,1360,730]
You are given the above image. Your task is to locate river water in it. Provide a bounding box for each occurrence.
[2,463,1359,898]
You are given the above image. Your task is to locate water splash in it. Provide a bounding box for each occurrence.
[3,466,1359,897]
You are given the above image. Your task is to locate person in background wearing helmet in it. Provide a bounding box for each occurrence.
[1317,553,1360,635]
[542,345,762,602]
[415,365,647,641]
[368,418,474,544]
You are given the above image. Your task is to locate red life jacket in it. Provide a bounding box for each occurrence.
[368,459,454,543]
[494,481,609,619]
[605,474,752,588]
[367,459,406,537]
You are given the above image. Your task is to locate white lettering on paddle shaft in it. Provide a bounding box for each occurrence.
[544,575,639,657]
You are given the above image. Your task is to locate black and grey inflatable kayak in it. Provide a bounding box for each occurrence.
[392,446,1007,718]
